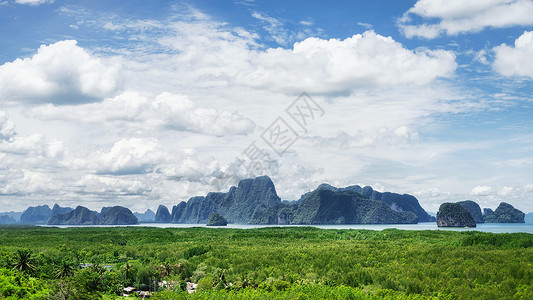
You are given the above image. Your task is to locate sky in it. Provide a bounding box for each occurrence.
[0,0,532,214]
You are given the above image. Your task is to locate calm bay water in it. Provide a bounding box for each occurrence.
[45,221,533,234]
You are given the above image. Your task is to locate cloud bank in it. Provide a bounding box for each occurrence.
[399,0,533,39]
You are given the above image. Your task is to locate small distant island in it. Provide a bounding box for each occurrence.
[48,205,138,225]
[207,213,228,226]
[437,200,525,227]
[437,203,476,227]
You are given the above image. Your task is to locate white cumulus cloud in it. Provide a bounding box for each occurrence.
[239,31,456,94]
[470,185,493,196]
[493,31,533,78]
[96,138,163,175]
[0,170,60,195]
[0,40,121,104]
[74,174,150,196]
[28,92,256,136]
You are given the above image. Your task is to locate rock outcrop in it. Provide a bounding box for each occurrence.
[172,176,281,224]
[457,200,484,223]
[309,183,434,222]
[155,205,172,223]
[484,202,525,223]
[0,211,22,222]
[292,189,418,224]
[134,209,156,222]
[20,205,52,224]
[170,176,432,225]
[51,204,73,218]
[0,215,17,224]
[206,213,228,226]
[98,206,138,225]
[48,206,99,225]
[436,203,476,227]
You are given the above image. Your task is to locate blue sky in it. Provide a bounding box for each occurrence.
[0,0,532,214]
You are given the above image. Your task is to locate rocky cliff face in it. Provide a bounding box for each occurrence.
[51,204,73,218]
[48,205,137,225]
[155,205,172,223]
[172,176,282,224]
[134,209,155,222]
[457,200,484,223]
[98,206,138,225]
[48,206,99,225]
[0,211,22,222]
[19,204,72,224]
[20,205,52,224]
[436,203,476,227]
[170,176,430,225]
[292,189,418,224]
[206,213,228,226]
[484,202,525,223]
[0,215,16,224]
[309,183,434,222]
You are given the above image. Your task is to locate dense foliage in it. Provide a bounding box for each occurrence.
[207,213,228,226]
[437,203,476,227]
[310,183,434,222]
[457,200,484,223]
[172,176,281,224]
[484,202,525,223]
[293,189,418,224]
[19,205,53,224]
[97,206,138,225]
[170,176,431,225]
[0,226,531,299]
[155,205,173,223]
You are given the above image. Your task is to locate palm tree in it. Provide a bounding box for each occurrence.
[123,262,134,286]
[55,260,75,278]
[12,249,36,273]
[90,263,106,275]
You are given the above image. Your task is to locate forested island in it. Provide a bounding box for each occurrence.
[160,176,434,225]
[436,200,525,227]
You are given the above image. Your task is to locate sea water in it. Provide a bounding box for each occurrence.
[44,220,533,234]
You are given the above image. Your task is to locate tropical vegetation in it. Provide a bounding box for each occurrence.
[0,226,531,299]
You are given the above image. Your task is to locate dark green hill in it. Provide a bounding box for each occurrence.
[437,203,476,227]
[310,183,433,222]
[170,176,428,225]
[457,200,483,223]
[172,176,281,224]
[98,206,138,225]
[155,205,172,223]
[484,202,525,223]
[206,213,228,226]
[134,209,155,222]
[51,204,73,218]
[20,205,51,224]
[292,189,418,224]
[47,206,99,225]
[0,214,16,224]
